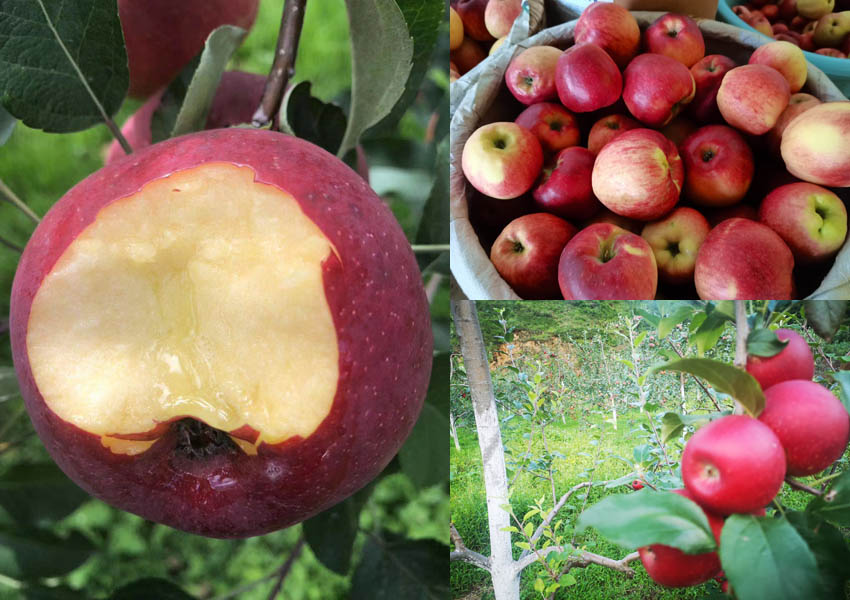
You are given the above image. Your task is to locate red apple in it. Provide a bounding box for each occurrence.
[680,125,754,207]
[632,480,644,490]
[587,113,641,155]
[682,416,786,515]
[450,7,464,51]
[759,380,850,476]
[791,15,810,30]
[533,147,601,220]
[9,128,432,538]
[558,223,658,299]
[506,46,563,105]
[717,65,791,135]
[766,93,822,156]
[592,129,684,221]
[555,43,623,113]
[644,13,706,68]
[750,11,776,36]
[746,328,815,391]
[623,53,696,127]
[694,218,795,299]
[779,0,799,21]
[574,2,641,68]
[688,55,737,123]
[451,38,488,74]
[759,182,848,263]
[763,4,780,20]
[485,0,523,39]
[781,102,850,187]
[749,41,808,93]
[462,122,544,199]
[119,0,259,98]
[451,0,493,41]
[641,207,711,284]
[515,103,580,154]
[490,213,577,299]
[815,47,848,56]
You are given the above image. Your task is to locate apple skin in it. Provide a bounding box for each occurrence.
[574,2,641,68]
[815,47,848,56]
[490,213,577,299]
[462,122,543,200]
[587,113,641,155]
[533,147,601,220]
[748,41,808,93]
[106,71,266,165]
[623,53,696,128]
[485,0,523,39]
[759,182,848,263]
[584,207,642,234]
[746,329,815,391]
[555,43,623,113]
[717,65,791,135]
[641,207,711,285]
[631,480,644,490]
[644,13,706,68]
[680,125,754,208]
[450,7,464,50]
[592,129,684,221]
[694,218,795,299]
[451,0,493,41]
[682,415,786,515]
[452,38,488,74]
[759,380,850,476]
[515,103,580,154]
[558,223,658,300]
[780,0,800,20]
[766,93,822,156]
[797,0,836,19]
[9,128,433,538]
[506,46,563,105]
[688,55,737,123]
[813,11,850,46]
[119,0,259,98]
[781,102,850,187]
[638,489,723,588]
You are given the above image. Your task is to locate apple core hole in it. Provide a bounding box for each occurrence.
[512,240,525,254]
[667,241,680,256]
[667,30,678,38]
[493,138,507,150]
[549,121,563,132]
[523,75,534,88]
[701,149,715,163]
[175,418,239,459]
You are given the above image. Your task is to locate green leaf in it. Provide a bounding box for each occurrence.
[690,311,729,356]
[399,402,449,489]
[0,527,93,579]
[660,412,719,443]
[150,25,247,143]
[415,135,448,269]
[338,0,413,157]
[720,514,820,600]
[0,463,89,527]
[304,484,374,575]
[807,471,850,526]
[424,352,448,414]
[647,358,765,416]
[278,81,347,155]
[576,490,716,553]
[634,331,647,348]
[786,511,850,600]
[350,534,448,600]
[804,300,847,341]
[534,578,545,593]
[746,328,790,358]
[658,305,694,339]
[832,371,850,416]
[0,104,15,146]
[109,578,195,600]
[0,0,128,132]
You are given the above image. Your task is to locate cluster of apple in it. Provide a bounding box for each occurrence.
[460,3,850,300]
[450,0,524,81]
[638,328,850,591]
[733,0,850,58]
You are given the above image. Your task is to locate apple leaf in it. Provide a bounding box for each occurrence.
[659,411,722,444]
[803,300,847,342]
[832,371,850,416]
[338,0,413,158]
[0,463,89,527]
[0,0,127,132]
[647,358,765,416]
[150,25,248,144]
[806,471,850,527]
[720,514,820,600]
[0,527,93,579]
[303,483,374,575]
[809,241,850,299]
[399,402,449,490]
[0,105,15,146]
[575,490,717,553]
[657,305,695,340]
[786,511,850,600]
[278,81,346,155]
[109,578,195,600]
[350,534,448,600]
[746,328,789,358]
[414,135,448,271]
[689,306,733,356]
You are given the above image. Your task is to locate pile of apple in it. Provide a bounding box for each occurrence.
[450,0,525,81]
[460,3,850,300]
[638,328,850,591]
[733,0,850,58]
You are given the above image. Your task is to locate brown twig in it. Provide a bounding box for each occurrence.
[266,535,306,600]
[785,476,824,497]
[450,523,490,571]
[253,0,308,128]
[514,546,639,575]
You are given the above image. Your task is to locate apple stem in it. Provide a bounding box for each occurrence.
[252,0,308,128]
[784,476,824,497]
[0,178,39,224]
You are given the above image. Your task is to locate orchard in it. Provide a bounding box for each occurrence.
[450,300,850,599]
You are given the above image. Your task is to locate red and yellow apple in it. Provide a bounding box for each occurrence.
[746,328,815,391]
[680,125,754,207]
[689,55,737,123]
[506,46,563,105]
[748,41,808,93]
[450,7,464,50]
[641,207,711,285]
[573,2,641,68]
[587,113,641,155]
[813,12,850,47]
[797,0,836,19]
[462,122,544,199]
[644,13,706,68]
[9,129,433,538]
[533,147,601,220]
[485,0,523,39]
[780,101,850,187]
[451,0,493,41]
[717,65,791,135]
[555,43,623,113]
[452,38,488,74]
[623,53,696,127]
[514,103,580,154]
[766,93,821,156]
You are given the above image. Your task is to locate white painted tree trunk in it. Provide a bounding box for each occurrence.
[452,300,519,600]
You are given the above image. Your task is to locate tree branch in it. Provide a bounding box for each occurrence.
[785,476,823,497]
[514,547,639,575]
[266,535,305,600]
[450,523,490,571]
[253,0,308,128]
[521,481,596,558]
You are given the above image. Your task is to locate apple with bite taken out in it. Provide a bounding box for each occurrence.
[506,46,563,105]
[680,125,754,207]
[623,53,696,127]
[515,103,580,154]
[781,101,850,187]
[644,13,706,68]
[717,65,790,135]
[9,128,433,538]
[462,122,544,200]
[533,147,601,220]
[641,207,711,285]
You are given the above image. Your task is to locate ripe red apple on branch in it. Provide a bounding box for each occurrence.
[746,328,815,390]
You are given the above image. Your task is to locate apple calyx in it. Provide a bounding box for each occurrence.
[701,149,715,163]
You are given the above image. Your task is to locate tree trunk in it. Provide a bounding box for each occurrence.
[451,300,519,600]
[450,411,461,451]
